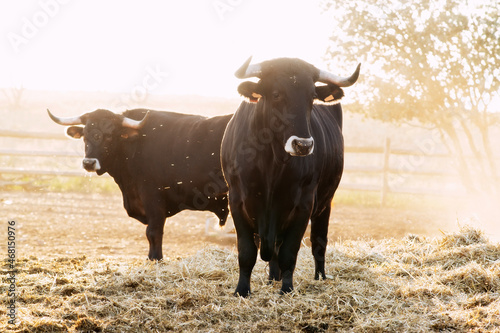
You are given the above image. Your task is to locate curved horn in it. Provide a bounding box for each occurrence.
[47,109,84,126]
[122,110,150,129]
[235,56,262,79]
[317,63,361,87]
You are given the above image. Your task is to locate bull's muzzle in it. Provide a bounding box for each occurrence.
[284,136,314,156]
[82,158,101,172]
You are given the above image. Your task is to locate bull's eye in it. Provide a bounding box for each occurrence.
[88,130,103,143]
[272,91,280,101]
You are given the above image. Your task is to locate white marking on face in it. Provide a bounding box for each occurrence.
[284,136,314,156]
[308,141,314,155]
[94,159,101,170]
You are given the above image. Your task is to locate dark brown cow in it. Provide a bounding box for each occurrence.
[49,108,231,260]
[221,57,360,296]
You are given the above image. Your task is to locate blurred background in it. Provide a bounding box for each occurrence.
[0,0,498,258]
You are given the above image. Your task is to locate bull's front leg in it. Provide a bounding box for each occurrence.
[233,211,258,297]
[146,221,165,260]
[278,217,309,294]
[144,200,167,260]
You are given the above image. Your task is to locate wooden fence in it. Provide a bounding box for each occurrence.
[342,138,466,204]
[0,130,466,203]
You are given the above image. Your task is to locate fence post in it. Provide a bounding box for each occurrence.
[381,138,391,206]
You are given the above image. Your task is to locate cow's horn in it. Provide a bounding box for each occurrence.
[235,56,262,79]
[122,111,150,129]
[317,63,361,87]
[47,109,84,125]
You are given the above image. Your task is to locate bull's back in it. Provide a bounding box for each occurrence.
[120,109,231,218]
[125,110,230,183]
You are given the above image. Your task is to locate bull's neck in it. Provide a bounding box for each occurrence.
[103,144,134,187]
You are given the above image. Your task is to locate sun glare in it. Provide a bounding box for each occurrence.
[0,1,498,241]
[0,0,333,98]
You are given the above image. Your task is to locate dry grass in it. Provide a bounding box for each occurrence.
[1,225,499,332]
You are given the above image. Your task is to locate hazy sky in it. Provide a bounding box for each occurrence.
[1,0,338,97]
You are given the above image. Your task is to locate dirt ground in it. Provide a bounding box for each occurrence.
[1,190,460,261]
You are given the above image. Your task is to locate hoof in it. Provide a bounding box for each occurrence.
[234,286,251,297]
[279,286,293,295]
[234,290,251,298]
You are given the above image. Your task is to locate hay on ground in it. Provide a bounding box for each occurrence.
[1,225,499,332]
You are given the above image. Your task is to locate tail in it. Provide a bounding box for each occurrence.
[259,220,277,262]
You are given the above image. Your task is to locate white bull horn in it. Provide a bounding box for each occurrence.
[47,109,84,125]
[122,111,150,129]
[235,56,262,79]
[317,63,361,87]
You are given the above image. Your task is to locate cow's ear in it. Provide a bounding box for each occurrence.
[238,81,261,103]
[315,84,344,102]
[66,126,84,139]
[120,128,140,140]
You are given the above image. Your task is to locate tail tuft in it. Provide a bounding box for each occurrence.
[260,236,274,262]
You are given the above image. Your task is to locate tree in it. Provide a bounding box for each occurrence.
[323,0,499,194]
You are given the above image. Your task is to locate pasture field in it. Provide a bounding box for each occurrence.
[1,90,499,331]
[1,214,499,332]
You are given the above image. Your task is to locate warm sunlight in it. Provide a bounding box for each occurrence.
[1,1,499,330]
[1,0,334,97]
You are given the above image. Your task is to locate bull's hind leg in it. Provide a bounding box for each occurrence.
[233,211,258,297]
[310,205,331,280]
[268,253,281,282]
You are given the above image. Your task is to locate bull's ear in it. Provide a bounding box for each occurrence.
[66,126,84,139]
[120,128,140,140]
[238,81,261,103]
[315,84,344,102]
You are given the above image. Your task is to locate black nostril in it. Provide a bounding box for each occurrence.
[292,139,314,156]
[293,139,313,149]
[285,136,314,156]
[82,159,96,170]
[294,140,312,148]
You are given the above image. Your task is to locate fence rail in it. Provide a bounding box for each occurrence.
[0,130,468,203]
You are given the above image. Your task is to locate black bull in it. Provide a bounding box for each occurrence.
[48,108,231,260]
[221,57,359,296]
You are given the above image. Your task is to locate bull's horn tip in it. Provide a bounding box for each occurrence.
[351,63,361,82]
[235,56,253,79]
[243,56,253,65]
